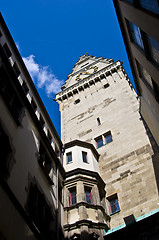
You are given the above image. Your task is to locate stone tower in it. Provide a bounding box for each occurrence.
[56,54,159,238]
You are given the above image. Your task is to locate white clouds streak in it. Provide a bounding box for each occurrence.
[23,55,63,97]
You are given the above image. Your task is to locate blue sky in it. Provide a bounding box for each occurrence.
[1,0,134,136]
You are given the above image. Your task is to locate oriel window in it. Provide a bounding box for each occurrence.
[69,188,77,206]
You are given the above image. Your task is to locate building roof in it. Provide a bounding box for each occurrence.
[64,139,100,160]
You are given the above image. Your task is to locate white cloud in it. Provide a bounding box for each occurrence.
[23,55,63,96]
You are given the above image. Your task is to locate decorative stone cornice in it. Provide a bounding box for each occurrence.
[64,219,109,231]
[64,201,110,221]
[64,168,106,189]
[56,60,122,102]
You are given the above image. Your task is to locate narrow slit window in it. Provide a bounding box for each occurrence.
[97,117,101,126]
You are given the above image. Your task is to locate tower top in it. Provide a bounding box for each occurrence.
[60,53,114,91]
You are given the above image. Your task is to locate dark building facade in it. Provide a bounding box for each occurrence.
[0,13,65,240]
[113,0,159,147]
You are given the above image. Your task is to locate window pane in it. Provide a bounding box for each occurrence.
[67,152,72,163]
[82,152,87,163]
[70,190,76,205]
[147,35,159,66]
[128,21,144,50]
[105,134,113,144]
[96,137,103,148]
[109,197,120,214]
[139,0,159,15]
[85,190,92,204]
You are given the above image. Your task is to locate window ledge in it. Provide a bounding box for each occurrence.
[110,210,120,216]
[67,161,73,164]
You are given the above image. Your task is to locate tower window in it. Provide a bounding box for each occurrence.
[85,187,92,204]
[108,194,120,215]
[69,187,77,206]
[95,136,103,149]
[104,83,110,89]
[66,152,72,164]
[74,99,80,104]
[97,117,101,126]
[82,151,88,163]
[104,131,113,144]
[95,131,113,148]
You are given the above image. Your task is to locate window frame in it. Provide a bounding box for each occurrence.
[95,136,103,149]
[108,194,120,215]
[127,20,144,51]
[69,187,77,206]
[66,152,72,164]
[104,131,113,145]
[85,187,93,204]
[82,151,88,163]
[95,131,113,149]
